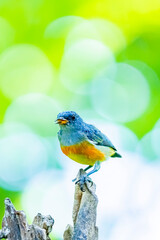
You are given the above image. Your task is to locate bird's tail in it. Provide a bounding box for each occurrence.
[111,152,122,158]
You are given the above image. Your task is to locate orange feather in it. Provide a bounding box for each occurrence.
[61,141,105,165]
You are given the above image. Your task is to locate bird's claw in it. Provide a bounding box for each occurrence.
[74,174,93,192]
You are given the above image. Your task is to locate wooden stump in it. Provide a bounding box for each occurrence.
[64,169,98,240]
[0,198,54,240]
[0,169,98,240]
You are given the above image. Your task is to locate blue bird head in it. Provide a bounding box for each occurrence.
[56,111,83,129]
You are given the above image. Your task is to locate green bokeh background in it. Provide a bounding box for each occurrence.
[0,0,160,239]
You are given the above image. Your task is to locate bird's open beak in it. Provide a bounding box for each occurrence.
[55,117,68,125]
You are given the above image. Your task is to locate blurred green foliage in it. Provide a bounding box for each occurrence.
[0,0,160,239]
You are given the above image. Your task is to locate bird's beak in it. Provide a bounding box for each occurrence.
[55,117,68,125]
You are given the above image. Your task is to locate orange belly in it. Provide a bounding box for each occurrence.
[60,141,105,165]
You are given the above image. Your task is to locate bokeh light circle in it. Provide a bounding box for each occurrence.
[137,131,158,161]
[0,44,55,99]
[91,63,150,122]
[44,16,83,39]
[137,119,160,162]
[64,18,126,53]
[90,19,126,53]
[0,122,32,138]
[0,132,47,191]
[4,93,61,137]
[65,19,101,49]
[60,38,115,93]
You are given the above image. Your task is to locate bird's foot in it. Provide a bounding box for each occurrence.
[74,174,93,192]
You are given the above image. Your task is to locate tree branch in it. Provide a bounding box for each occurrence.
[64,169,98,240]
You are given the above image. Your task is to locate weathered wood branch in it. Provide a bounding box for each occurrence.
[64,169,98,240]
[0,169,98,240]
[0,198,54,240]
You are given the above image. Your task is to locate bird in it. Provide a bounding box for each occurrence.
[56,111,121,189]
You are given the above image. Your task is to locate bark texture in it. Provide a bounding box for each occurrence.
[64,169,98,240]
[0,198,54,240]
[0,169,98,240]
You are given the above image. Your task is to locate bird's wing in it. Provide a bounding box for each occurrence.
[84,124,117,151]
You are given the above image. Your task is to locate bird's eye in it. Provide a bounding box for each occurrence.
[71,116,75,120]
